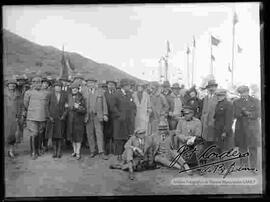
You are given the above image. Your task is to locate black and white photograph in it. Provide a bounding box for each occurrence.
[3,2,264,197]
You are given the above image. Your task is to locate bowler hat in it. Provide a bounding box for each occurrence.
[70,81,80,89]
[237,85,249,94]
[171,83,181,89]
[120,78,130,87]
[162,81,171,88]
[106,80,117,86]
[206,80,218,88]
[215,88,227,96]
[53,80,62,87]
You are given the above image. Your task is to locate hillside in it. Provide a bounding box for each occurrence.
[3,29,141,82]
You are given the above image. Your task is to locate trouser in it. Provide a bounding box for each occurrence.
[168,117,179,130]
[239,146,258,168]
[52,139,62,156]
[105,138,113,155]
[72,142,82,155]
[86,116,104,154]
[155,151,186,169]
[114,139,126,156]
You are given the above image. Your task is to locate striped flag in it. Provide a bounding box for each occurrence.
[186,46,190,54]
[233,12,238,25]
[237,44,242,53]
[167,40,171,53]
[211,35,221,46]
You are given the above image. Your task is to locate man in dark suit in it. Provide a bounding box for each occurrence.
[113,78,136,161]
[104,80,119,155]
[214,89,234,154]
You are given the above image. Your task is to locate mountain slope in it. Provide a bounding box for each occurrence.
[3,29,141,81]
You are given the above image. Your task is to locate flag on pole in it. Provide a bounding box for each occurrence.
[228,63,232,72]
[193,36,196,48]
[237,44,242,53]
[167,40,171,53]
[233,12,238,25]
[211,35,221,46]
[60,49,69,80]
[66,55,76,71]
[211,55,215,61]
[186,46,190,54]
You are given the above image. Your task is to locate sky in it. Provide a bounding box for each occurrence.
[3,3,261,88]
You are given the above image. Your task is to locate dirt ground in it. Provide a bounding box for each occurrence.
[4,136,264,197]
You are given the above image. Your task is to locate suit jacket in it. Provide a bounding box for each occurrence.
[104,90,120,118]
[151,131,176,156]
[83,88,108,121]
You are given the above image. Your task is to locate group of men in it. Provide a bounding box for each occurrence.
[4,74,261,180]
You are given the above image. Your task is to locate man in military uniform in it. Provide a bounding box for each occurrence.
[24,76,50,159]
[233,85,261,172]
[175,106,203,169]
[110,129,155,180]
[214,89,234,154]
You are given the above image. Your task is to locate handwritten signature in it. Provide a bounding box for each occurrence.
[169,143,257,178]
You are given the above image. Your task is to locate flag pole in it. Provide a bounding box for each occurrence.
[187,45,190,88]
[231,14,236,86]
[191,36,195,86]
[210,34,213,76]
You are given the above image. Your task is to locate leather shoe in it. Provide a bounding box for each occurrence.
[89,153,96,158]
[99,153,109,160]
[128,172,135,180]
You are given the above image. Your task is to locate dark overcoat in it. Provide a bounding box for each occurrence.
[47,91,68,139]
[113,89,136,140]
[66,92,86,143]
[214,98,234,151]
[104,90,121,140]
[233,96,261,148]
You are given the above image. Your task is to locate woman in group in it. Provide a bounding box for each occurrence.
[66,81,86,160]
[184,86,203,119]
[4,78,22,158]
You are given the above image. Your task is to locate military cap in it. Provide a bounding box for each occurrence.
[205,79,218,88]
[53,80,62,87]
[182,105,195,114]
[237,85,249,94]
[162,80,171,88]
[171,83,181,89]
[158,119,169,131]
[70,81,80,89]
[215,88,227,96]
[85,77,97,82]
[120,78,130,87]
[135,129,146,135]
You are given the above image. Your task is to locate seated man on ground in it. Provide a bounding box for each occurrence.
[109,129,155,180]
[151,119,192,175]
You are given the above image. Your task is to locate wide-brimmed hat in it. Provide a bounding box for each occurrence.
[206,80,218,88]
[171,83,181,89]
[135,129,146,135]
[237,85,249,94]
